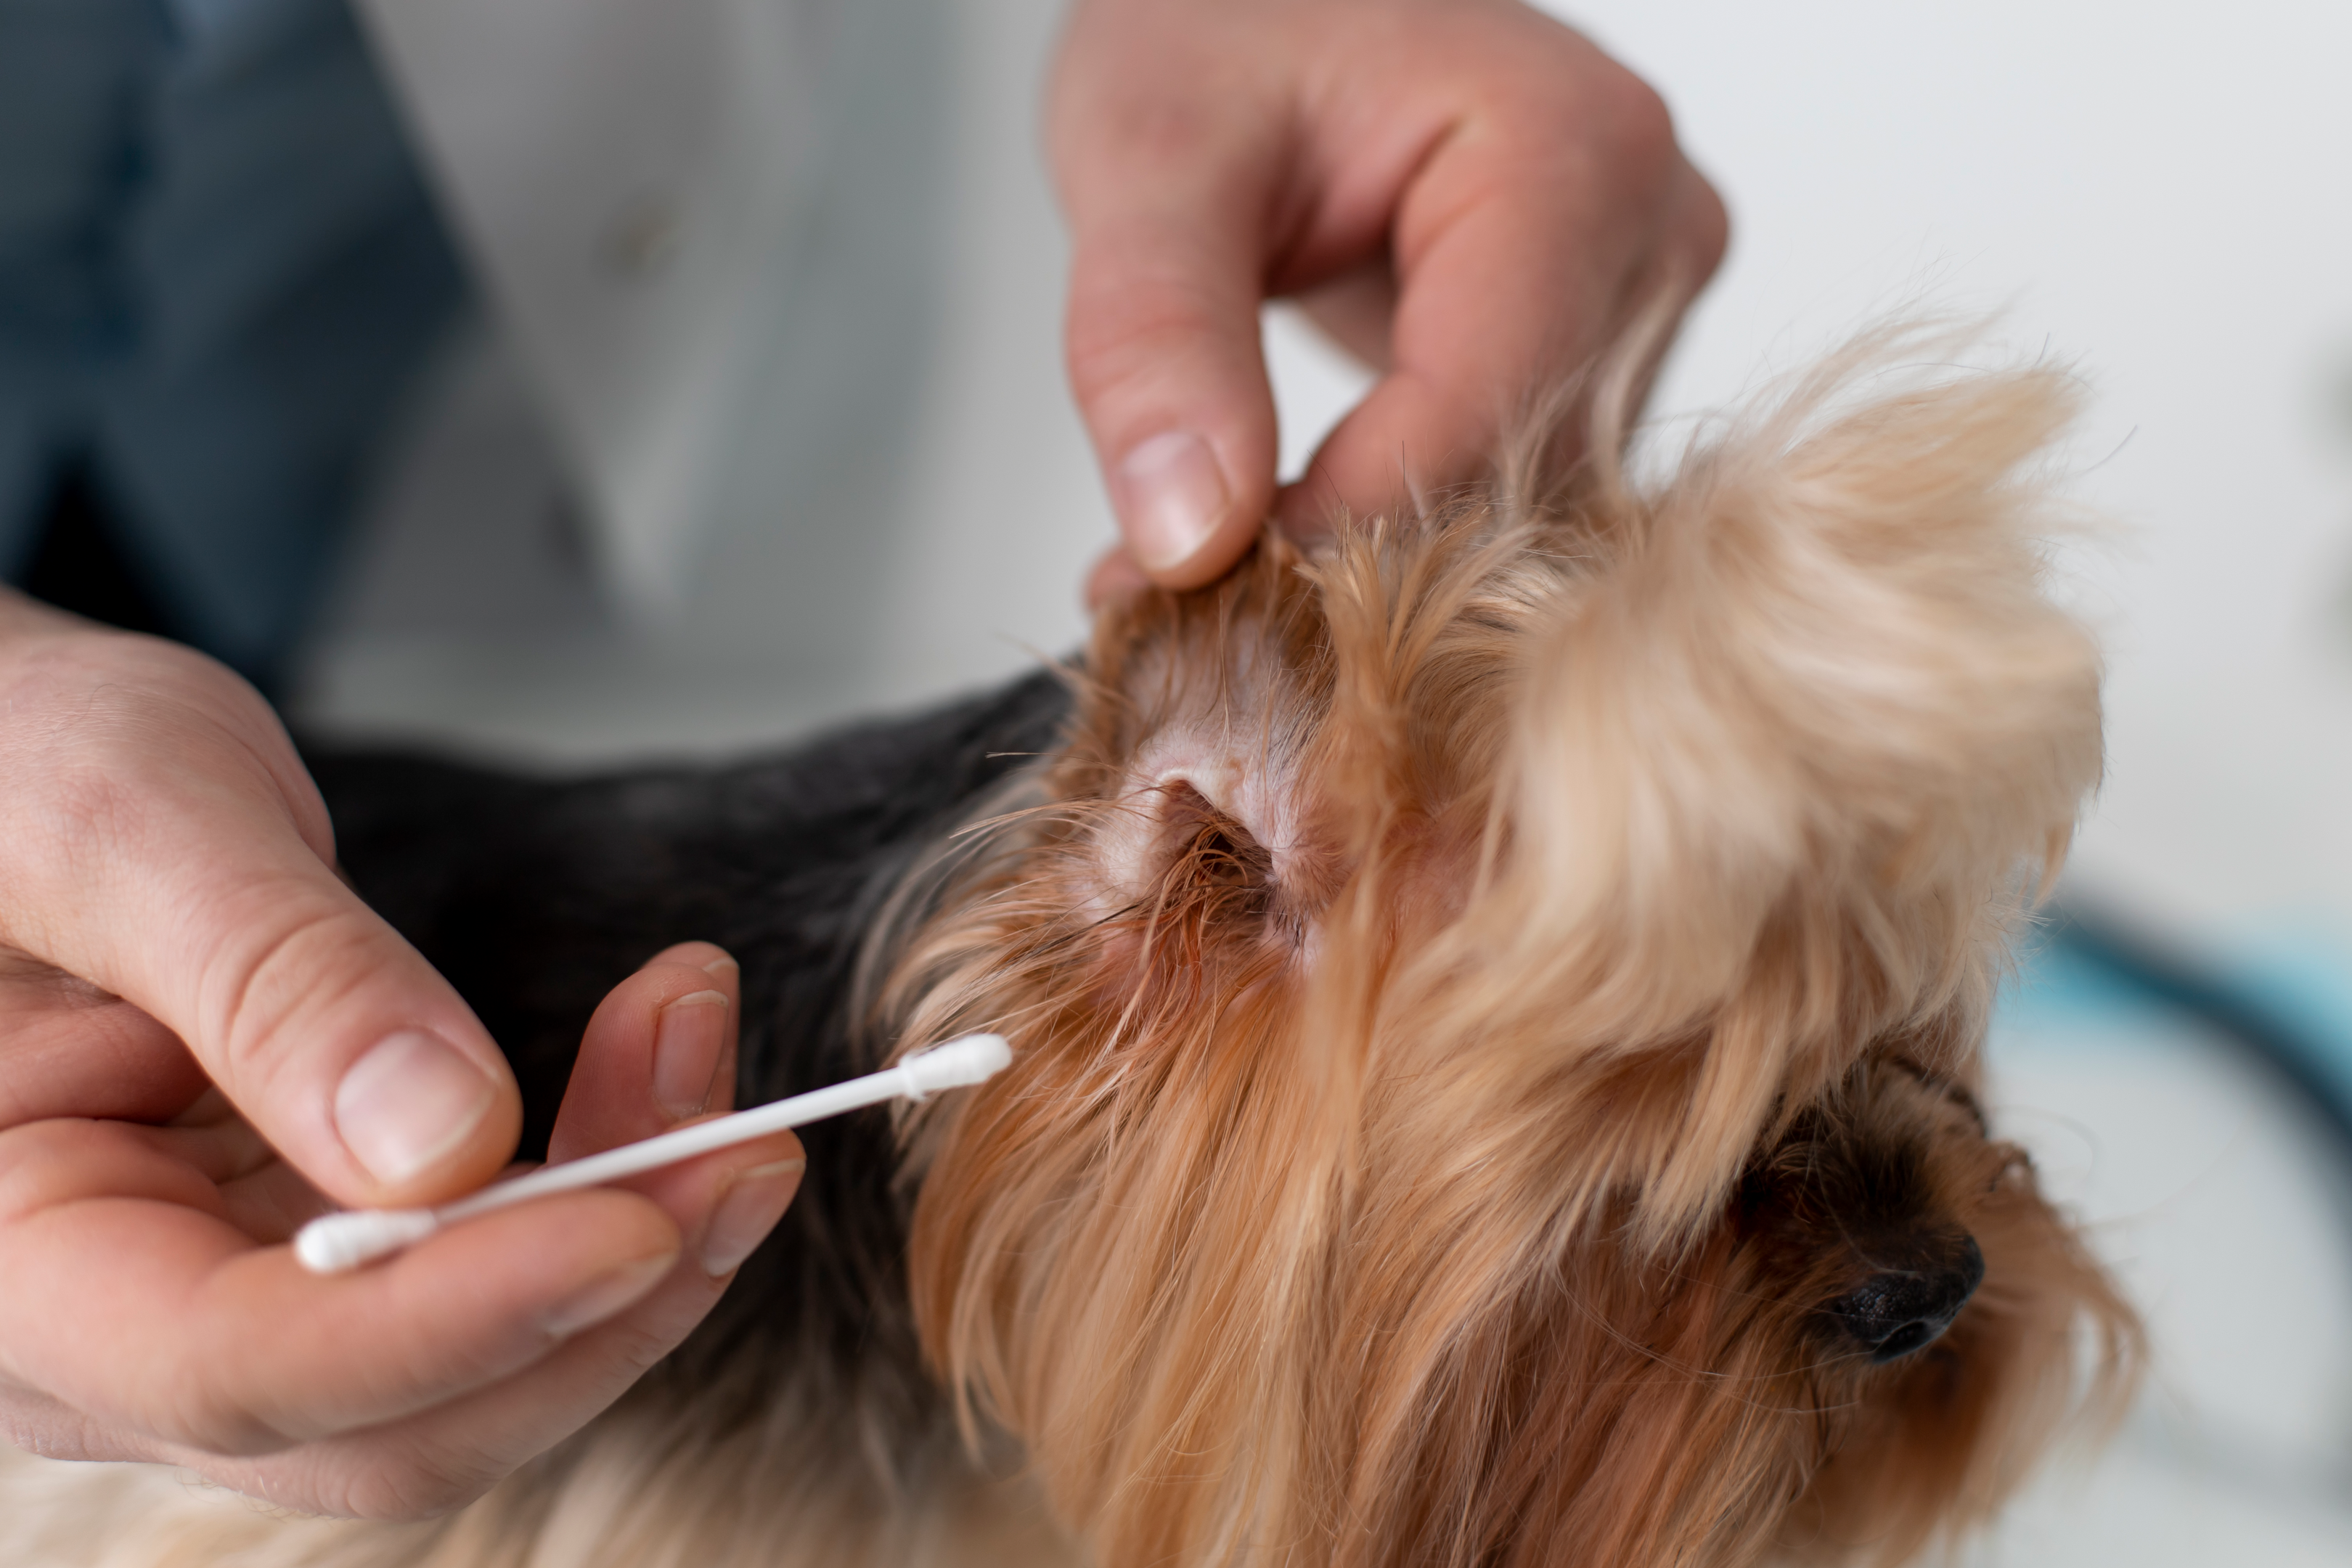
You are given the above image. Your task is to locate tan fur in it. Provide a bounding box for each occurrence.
[4,326,2135,1567]
[893,326,2128,1567]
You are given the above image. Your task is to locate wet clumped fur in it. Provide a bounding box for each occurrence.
[0,324,2137,1568]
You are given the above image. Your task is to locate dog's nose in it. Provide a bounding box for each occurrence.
[1825,1236,1985,1363]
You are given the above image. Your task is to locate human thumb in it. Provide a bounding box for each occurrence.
[0,634,520,1207]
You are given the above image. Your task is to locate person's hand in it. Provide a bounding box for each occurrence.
[0,593,800,1516]
[1052,0,1728,598]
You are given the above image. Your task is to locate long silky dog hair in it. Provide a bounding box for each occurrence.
[0,324,2135,1567]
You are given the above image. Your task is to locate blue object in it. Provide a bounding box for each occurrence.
[2004,906,2352,1179]
[0,0,465,684]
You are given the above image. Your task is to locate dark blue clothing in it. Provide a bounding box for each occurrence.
[0,0,465,684]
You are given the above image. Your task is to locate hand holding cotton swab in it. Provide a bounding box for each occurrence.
[295,1033,1012,1274]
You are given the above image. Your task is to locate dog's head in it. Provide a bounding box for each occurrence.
[881,330,2135,1567]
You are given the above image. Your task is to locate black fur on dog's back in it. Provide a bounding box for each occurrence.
[303,669,1070,1448]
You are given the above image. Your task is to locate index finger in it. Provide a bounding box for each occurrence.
[0,1116,680,1455]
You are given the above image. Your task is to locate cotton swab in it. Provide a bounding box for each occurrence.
[293,1033,1012,1274]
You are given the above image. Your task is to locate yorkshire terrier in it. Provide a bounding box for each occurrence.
[0,325,2136,1567]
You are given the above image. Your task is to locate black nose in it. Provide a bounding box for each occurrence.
[1824,1236,1985,1363]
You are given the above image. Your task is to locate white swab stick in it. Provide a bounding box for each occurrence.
[295,1033,1011,1275]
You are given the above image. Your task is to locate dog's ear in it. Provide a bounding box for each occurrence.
[1428,330,2104,1233]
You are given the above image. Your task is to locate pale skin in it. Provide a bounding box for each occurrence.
[0,608,802,1513]
[1061,0,1727,600]
[0,0,1723,1519]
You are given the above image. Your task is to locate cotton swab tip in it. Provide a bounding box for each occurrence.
[897,1032,1012,1097]
[295,1208,440,1273]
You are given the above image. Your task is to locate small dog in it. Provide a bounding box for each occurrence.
[0,326,2136,1567]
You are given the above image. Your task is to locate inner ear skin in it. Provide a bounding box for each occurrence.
[1081,714,1302,907]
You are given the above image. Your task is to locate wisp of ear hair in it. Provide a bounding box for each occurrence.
[294,1034,1013,1274]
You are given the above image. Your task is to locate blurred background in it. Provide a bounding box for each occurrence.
[283,0,2352,1559]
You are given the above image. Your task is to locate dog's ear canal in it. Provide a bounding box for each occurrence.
[1157,780,1275,913]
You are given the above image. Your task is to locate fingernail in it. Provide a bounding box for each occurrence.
[335,1031,497,1187]
[700,952,738,979]
[539,1251,675,1341]
[701,1159,804,1277]
[1116,430,1228,572]
[654,990,730,1119]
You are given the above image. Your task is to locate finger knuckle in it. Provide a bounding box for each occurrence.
[1522,75,1672,206]
[206,901,375,1089]
[1065,282,1227,408]
[0,642,274,892]
[30,750,160,889]
[1681,173,1733,277]
[1503,37,1670,174]
[0,629,248,741]
[157,1373,293,1458]
[1600,72,1679,170]
[328,1453,501,1520]
[600,1311,695,1376]
[1049,54,1262,190]
[0,1119,168,1220]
